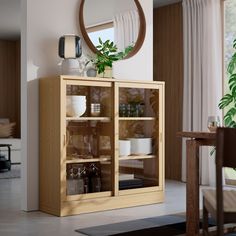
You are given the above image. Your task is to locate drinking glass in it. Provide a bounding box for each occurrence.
[119,104,126,117]
[83,135,93,158]
[207,116,220,132]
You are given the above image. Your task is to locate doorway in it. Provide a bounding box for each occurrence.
[0,0,21,193]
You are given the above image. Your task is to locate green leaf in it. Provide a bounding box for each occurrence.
[92,38,135,75]
[210,147,215,156]
[227,53,236,74]
[233,39,236,49]
[219,94,233,109]
[228,120,236,128]
[224,117,232,126]
[98,37,102,45]
[110,49,117,53]
[228,107,236,116]
[107,61,112,67]
[104,40,109,46]
[229,73,236,95]
[224,107,236,126]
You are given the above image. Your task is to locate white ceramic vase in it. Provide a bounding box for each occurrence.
[61,59,82,75]
[66,95,86,117]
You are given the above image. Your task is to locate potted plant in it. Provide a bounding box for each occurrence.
[86,38,133,78]
[219,39,236,128]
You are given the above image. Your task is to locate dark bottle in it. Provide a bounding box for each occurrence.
[81,166,89,194]
[89,163,101,193]
[91,126,98,157]
[77,167,84,194]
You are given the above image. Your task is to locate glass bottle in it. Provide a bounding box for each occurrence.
[91,126,98,157]
[77,167,84,194]
[89,163,101,193]
[67,166,77,195]
[81,166,89,193]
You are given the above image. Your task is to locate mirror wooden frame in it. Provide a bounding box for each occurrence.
[79,0,146,59]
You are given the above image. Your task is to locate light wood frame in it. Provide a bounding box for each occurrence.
[39,76,165,216]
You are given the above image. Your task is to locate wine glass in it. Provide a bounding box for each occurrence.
[207,116,220,132]
[83,135,93,158]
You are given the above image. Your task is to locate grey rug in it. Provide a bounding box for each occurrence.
[0,165,20,179]
[75,214,186,236]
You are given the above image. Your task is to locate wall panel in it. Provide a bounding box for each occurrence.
[153,3,183,180]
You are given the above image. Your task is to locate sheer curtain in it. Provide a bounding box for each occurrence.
[182,0,223,185]
[114,10,139,52]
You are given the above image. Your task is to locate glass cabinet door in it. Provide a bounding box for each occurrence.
[63,79,113,197]
[116,83,164,192]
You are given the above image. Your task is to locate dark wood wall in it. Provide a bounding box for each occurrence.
[0,40,21,137]
[153,3,183,180]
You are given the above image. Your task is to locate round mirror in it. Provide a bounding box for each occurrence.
[79,0,146,59]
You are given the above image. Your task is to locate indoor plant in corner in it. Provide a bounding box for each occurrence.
[209,39,236,157]
[86,38,133,78]
[218,39,236,175]
[219,38,236,128]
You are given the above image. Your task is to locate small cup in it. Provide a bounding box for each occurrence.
[91,103,101,117]
[119,104,126,117]
[126,104,132,117]
[207,116,220,132]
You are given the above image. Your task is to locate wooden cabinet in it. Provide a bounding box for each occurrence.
[39,76,165,216]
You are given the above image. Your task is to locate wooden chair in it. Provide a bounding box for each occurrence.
[202,127,236,236]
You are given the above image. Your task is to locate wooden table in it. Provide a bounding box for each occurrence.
[177,132,216,236]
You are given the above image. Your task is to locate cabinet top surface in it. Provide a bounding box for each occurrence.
[41,75,165,86]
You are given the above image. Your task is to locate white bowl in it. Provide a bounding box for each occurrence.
[66,95,86,117]
[129,138,152,155]
[119,140,131,157]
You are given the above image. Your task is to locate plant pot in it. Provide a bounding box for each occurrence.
[97,67,112,78]
[86,67,97,77]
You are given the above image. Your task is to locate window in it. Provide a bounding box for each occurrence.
[87,22,114,48]
[225,0,236,66]
[224,0,236,185]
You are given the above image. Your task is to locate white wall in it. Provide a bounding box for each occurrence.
[22,0,153,210]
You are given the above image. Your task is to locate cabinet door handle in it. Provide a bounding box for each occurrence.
[160,132,163,143]
[63,134,66,146]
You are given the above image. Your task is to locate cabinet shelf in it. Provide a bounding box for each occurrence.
[66,156,111,164]
[66,117,111,122]
[119,154,156,161]
[119,117,156,121]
